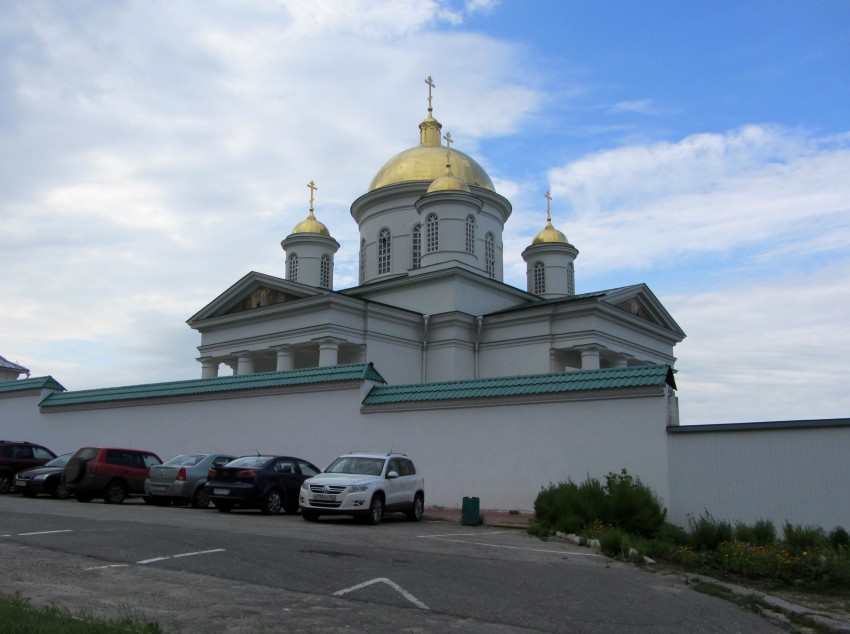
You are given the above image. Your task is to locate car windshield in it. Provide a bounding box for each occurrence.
[44,453,73,468]
[226,456,272,469]
[163,454,206,466]
[325,457,385,476]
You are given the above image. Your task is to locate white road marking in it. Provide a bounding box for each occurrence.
[421,534,606,558]
[1,529,73,538]
[334,577,430,610]
[85,548,226,570]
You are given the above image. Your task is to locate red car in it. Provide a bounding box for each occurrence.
[63,447,162,503]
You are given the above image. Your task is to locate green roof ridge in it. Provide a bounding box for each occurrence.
[40,363,385,408]
[0,376,65,394]
[363,364,674,405]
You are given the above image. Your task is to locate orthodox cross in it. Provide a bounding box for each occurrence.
[307,180,317,212]
[545,190,552,222]
[425,75,435,114]
[443,131,453,167]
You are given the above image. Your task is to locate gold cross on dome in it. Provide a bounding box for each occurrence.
[443,131,453,166]
[307,180,317,212]
[545,190,552,221]
[425,75,435,113]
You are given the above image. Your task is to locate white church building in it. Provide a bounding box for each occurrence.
[3,86,847,531]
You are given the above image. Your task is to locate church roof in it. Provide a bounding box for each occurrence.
[40,363,386,409]
[0,375,65,394]
[0,355,30,374]
[362,364,675,405]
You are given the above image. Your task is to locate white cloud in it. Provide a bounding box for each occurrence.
[607,99,664,116]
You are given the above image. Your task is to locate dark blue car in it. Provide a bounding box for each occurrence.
[205,455,320,515]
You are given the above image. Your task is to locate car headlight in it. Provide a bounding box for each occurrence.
[300,481,309,491]
[33,474,48,481]
[349,484,369,493]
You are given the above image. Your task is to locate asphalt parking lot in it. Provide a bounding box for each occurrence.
[0,495,790,633]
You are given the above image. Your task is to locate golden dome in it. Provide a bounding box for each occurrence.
[369,115,494,192]
[427,163,470,193]
[532,220,568,245]
[291,210,330,236]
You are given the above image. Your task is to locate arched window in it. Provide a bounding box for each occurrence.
[359,239,366,284]
[567,261,575,295]
[465,215,475,254]
[426,213,439,253]
[485,232,495,278]
[288,253,299,283]
[320,254,330,289]
[411,223,421,269]
[533,261,545,295]
[378,228,391,274]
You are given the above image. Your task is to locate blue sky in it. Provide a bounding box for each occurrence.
[2,0,848,424]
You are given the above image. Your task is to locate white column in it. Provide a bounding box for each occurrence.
[579,346,601,370]
[234,351,255,375]
[612,353,632,368]
[274,345,294,371]
[317,339,340,367]
[198,357,219,379]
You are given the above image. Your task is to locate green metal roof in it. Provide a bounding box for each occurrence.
[0,376,65,395]
[40,363,386,408]
[363,364,675,405]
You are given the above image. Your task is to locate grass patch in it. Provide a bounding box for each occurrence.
[0,592,163,633]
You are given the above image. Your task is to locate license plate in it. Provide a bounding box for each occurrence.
[152,485,168,492]
[213,488,230,495]
[311,493,336,501]
[15,480,27,487]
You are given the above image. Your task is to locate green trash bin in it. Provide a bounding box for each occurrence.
[461,496,480,526]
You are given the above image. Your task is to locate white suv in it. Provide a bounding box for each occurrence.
[299,453,424,525]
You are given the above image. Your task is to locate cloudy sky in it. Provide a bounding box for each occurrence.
[2,0,848,425]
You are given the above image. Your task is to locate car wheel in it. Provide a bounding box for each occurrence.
[75,491,95,503]
[0,473,12,494]
[366,494,384,525]
[261,490,282,515]
[53,481,71,499]
[406,493,424,521]
[103,480,127,504]
[214,501,234,513]
[191,486,210,509]
[64,458,88,484]
[301,510,320,522]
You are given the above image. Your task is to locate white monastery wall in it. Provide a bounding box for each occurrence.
[667,422,850,531]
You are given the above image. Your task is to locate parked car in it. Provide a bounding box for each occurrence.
[62,446,162,504]
[14,452,74,498]
[0,440,57,493]
[299,453,424,524]
[145,453,236,508]
[205,455,320,515]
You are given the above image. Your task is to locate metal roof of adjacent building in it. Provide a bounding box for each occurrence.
[0,376,65,394]
[40,363,386,408]
[362,364,675,405]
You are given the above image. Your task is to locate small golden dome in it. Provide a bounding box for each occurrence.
[369,115,494,192]
[427,162,470,193]
[532,220,568,245]
[291,210,330,236]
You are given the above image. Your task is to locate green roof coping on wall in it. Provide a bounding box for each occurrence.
[40,363,386,408]
[0,376,65,395]
[362,364,675,405]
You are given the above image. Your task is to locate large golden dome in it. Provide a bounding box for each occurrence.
[368,115,494,192]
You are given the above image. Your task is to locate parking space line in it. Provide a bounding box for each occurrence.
[334,577,430,610]
[85,548,226,570]
[420,534,606,558]
[1,529,73,538]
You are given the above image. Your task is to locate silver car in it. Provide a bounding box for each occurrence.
[145,453,236,508]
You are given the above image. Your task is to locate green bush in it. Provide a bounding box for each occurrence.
[783,522,827,554]
[734,518,776,546]
[688,511,733,551]
[603,470,666,537]
[533,478,605,534]
[829,526,850,549]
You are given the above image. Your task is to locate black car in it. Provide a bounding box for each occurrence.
[14,452,74,498]
[0,440,57,493]
[205,455,320,515]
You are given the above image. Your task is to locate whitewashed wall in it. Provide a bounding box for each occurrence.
[2,382,673,513]
[667,420,850,531]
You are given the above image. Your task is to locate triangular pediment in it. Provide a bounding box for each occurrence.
[602,284,686,338]
[187,272,324,324]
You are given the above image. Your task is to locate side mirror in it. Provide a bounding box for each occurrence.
[386,470,399,479]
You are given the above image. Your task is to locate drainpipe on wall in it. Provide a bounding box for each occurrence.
[421,314,429,383]
[474,315,484,379]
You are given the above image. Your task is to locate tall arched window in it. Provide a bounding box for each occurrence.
[320,254,330,288]
[426,213,439,253]
[533,261,545,295]
[359,239,366,284]
[288,253,299,283]
[465,215,476,254]
[567,262,575,295]
[378,228,391,274]
[411,223,421,269]
[485,232,495,278]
